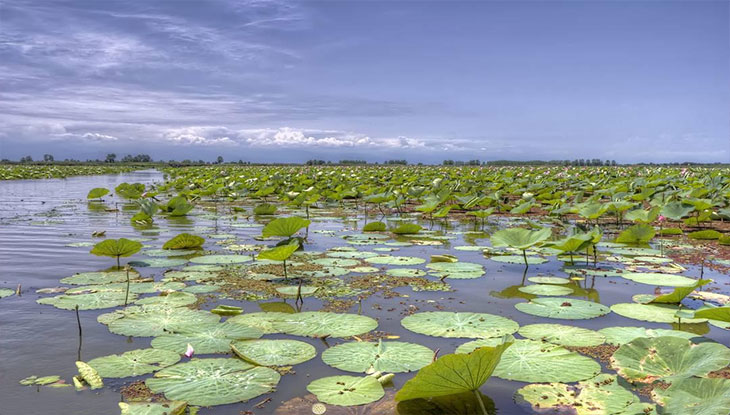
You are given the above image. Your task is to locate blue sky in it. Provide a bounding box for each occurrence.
[1,0,728,163]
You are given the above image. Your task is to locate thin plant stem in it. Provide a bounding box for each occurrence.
[474,389,488,415]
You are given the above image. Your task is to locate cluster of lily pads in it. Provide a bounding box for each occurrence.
[16,165,730,415]
[0,164,137,180]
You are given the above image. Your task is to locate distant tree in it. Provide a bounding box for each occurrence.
[443,160,454,165]
[105,153,117,163]
[216,155,224,164]
[20,155,33,163]
[43,154,54,162]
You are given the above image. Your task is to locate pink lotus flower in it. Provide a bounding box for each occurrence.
[184,343,194,358]
[658,215,666,223]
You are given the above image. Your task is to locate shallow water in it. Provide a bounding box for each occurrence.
[1,170,728,415]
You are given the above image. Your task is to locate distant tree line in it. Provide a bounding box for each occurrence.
[443,159,481,166]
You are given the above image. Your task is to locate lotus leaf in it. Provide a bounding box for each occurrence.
[163,233,205,250]
[152,321,262,354]
[128,258,188,268]
[611,336,730,382]
[598,326,698,346]
[391,223,422,234]
[619,272,697,287]
[262,217,311,238]
[88,348,180,378]
[615,224,655,244]
[0,288,15,299]
[515,298,610,320]
[321,340,433,373]
[90,238,143,259]
[688,230,723,240]
[76,361,103,389]
[652,377,730,415]
[231,339,316,366]
[365,255,426,265]
[401,311,519,338]
[517,285,574,296]
[490,227,551,250]
[610,303,706,324]
[362,221,386,232]
[119,401,187,415]
[146,358,280,406]
[307,375,384,406]
[108,306,220,337]
[258,242,299,262]
[190,254,252,264]
[518,324,605,347]
[135,291,197,307]
[38,291,136,310]
[61,271,140,285]
[87,187,109,199]
[228,311,377,337]
[490,255,548,265]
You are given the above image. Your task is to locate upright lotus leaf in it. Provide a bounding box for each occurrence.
[307,375,385,406]
[321,340,433,373]
[146,358,280,406]
[515,298,610,320]
[88,348,180,378]
[119,401,187,415]
[363,221,386,232]
[253,203,277,215]
[257,241,299,262]
[624,206,661,223]
[164,196,194,216]
[598,326,698,346]
[231,339,316,366]
[515,374,641,415]
[401,311,519,339]
[615,224,655,244]
[261,217,311,238]
[652,377,730,415]
[395,338,512,402]
[138,198,159,217]
[661,202,695,220]
[517,324,605,347]
[694,305,730,325]
[391,223,422,234]
[90,238,143,267]
[87,187,109,199]
[151,321,262,354]
[646,279,711,304]
[688,230,723,240]
[610,336,730,382]
[578,203,607,220]
[115,182,145,199]
[458,339,601,383]
[545,233,593,255]
[490,227,551,250]
[108,306,221,337]
[396,391,495,415]
[76,361,103,389]
[163,233,205,250]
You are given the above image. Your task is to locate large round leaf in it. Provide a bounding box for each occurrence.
[60,271,140,285]
[321,340,433,373]
[365,255,425,266]
[228,312,377,338]
[598,326,698,346]
[135,291,197,307]
[515,298,610,320]
[490,227,551,250]
[515,374,641,415]
[518,324,605,347]
[190,254,252,264]
[88,348,180,378]
[37,291,136,310]
[652,377,730,415]
[119,401,187,415]
[307,375,384,406]
[457,339,601,383]
[87,187,109,199]
[620,272,698,287]
[163,233,205,250]
[426,262,485,279]
[262,217,311,238]
[90,238,143,258]
[610,303,706,324]
[518,284,574,296]
[231,339,316,366]
[151,321,262,354]
[0,288,14,299]
[401,311,519,338]
[146,358,280,406]
[610,336,730,382]
[108,307,220,337]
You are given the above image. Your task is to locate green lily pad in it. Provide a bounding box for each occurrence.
[88,348,180,378]
[514,374,641,415]
[426,262,485,279]
[490,255,548,265]
[321,340,433,373]
[598,326,698,346]
[118,401,187,415]
[190,254,252,264]
[327,250,379,259]
[38,291,137,310]
[144,249,197,257]
[620,272,698,287]
[386,268,427,277]
[401,311,519,338]
[313,258,360,267]
[135,292,197,307]
[610,336,730,382]
[163,233,205,250]
[231,339,316,366]
[228,311,378,338]
[108,306,221,337]
[515,298,610,320]
[152,321,262,354]
[652,377,730,415]
[146,358,280,406]
[275,286,318,297]
[457,339,601,383]
[610,303,706,324]
[60,271,140,285]
[128,258,188,268]
[518,285,574,296]
[365,256,425,266]
[518,324,605,347]
[307,375,384,406]
[0,288,15,299]
[527,276,571,284]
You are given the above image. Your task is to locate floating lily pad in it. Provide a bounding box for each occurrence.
[490,255,548,265]
[128,258,189,268]
[528,276,571,284]
[321,340,433,373]
[313,258,360,267]
[386,268,427,277]
[231,339,316,366]
[350,266,380,273]
[190,255,252,264]
[515,298,610,320]
[146,358,280,406]
[326,250,378,259]
[144,249,197,257]
[515,374,641,415]
[307,375,384,406]
[108,306,221,337]
[88,348,180,378]
[135,292,197,307]
[152,321,262,354]
[610,303,706,324]
[60,271,140,285]
[38,291,136,310]
[598,326,698,345]
[619,272,697,287]
[426,262,485,279]
[610,336,730,382]
[365,256,425,266]
[275,286,318,297]
[228,312,378,338]
[518,284,574,296]
[401,311,519,338]
[0,288,15,299]
[518,324,605,347]
[457,339,601,383]
[652,377,730,415]
[118,401,187,415]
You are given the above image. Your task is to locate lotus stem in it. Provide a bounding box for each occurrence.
[522,249,529,269]
[474,389,488,415]
[75,305,83,361]
[124,267,131,306]
[283,259,288,280]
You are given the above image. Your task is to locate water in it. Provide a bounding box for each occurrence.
[0,170,728,415]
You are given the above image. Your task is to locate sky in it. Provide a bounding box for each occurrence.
[0,0,728,163]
